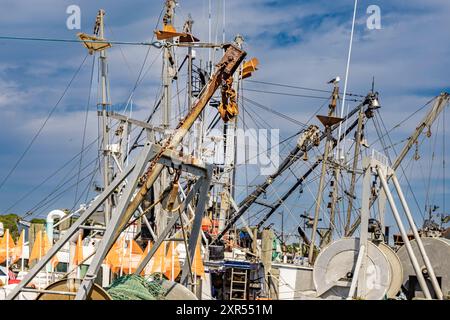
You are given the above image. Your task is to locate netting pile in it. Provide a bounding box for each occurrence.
[106,274,167,300]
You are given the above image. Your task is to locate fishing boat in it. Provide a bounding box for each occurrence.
[0,1,449,300]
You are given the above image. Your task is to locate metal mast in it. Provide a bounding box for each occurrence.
[184,15,194,112]
[322,83,341,247]
[97,9,112,225]
[162,0,176,129]
[157,0,177,235]
[343,104,365,235]
[308,80,342,263]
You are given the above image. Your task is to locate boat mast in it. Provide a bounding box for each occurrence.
[308,80,342,263]
[183,15,195,160]
[343,102,365,235]
[321,83,342,247]
[208,0,212,74]
[157,0,177,234]
[162,0,176,130]
[185,15,194,112]
[307,132,332,262]
[97,9,112,225]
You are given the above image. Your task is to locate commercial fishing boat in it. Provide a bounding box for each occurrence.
[0,1,449,300]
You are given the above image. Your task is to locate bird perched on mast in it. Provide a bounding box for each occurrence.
[327,76,341,116]
[327,76,340,85]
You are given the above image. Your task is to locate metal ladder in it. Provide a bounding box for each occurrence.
[229,268,247,300]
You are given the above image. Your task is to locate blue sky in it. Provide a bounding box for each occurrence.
[0,0,449,240]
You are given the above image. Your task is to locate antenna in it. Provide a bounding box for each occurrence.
[336,0,358,160]
[222,0,226,43]
[208,0,212,73]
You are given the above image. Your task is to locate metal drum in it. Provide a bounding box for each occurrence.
[313,238,391,300]
[396,237,450,298]
[159,280,198,300]
[377,242,403,298]
[37,279,111,300]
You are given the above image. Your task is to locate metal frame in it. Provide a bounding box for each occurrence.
[6,22,246,302]
[6,141,156,300]
[381,171,443,299]
[75,145,213,299]
[7,142,215,300]
[347,154,444,300]
[133,163,213,284]
[74,141,158,299]
[347,93,450,236]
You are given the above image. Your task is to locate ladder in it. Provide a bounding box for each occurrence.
[229,268,247,300]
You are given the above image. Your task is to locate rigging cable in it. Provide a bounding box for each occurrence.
[4,138,99,213]
[9,109,126,218]
[229,97,331,172]
[0,53,89,192]
[21,117,134,220]
[107,26,135,79]
[116,7,166,156]
[73,164,100,213]
[0,35,162,48]
[35,166,99,217]
[376,110,425,221]
[372,97,435,150]
[243,97,308,127]
[33,9,167,216]
[121,6,164,115]
[240,85,250,198]
[74,54,96,207]
[443,104,447,217]
[243,99,298,165]
[336,0,358,158]
[424,116,440,212]
[25,155,100,217]
[244,88,342,101]
[239,95,322,228]
[245,79,364,97]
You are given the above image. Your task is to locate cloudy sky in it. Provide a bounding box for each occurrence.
[0,0,449,239]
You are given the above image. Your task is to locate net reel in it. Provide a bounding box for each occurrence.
[313,238,393,300]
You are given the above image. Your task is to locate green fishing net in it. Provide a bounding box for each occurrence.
[106,274,167,300]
